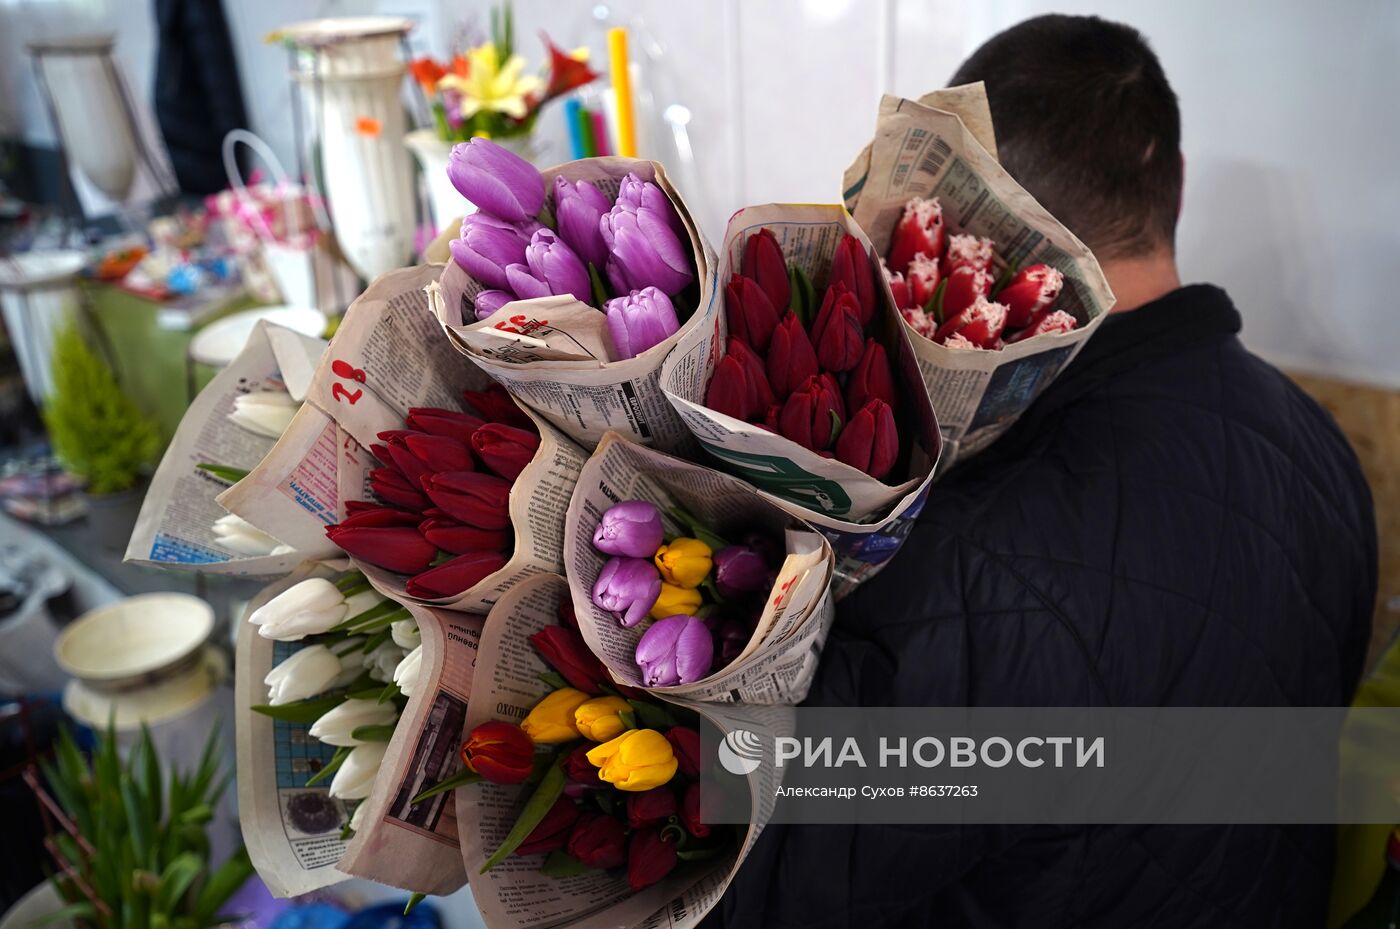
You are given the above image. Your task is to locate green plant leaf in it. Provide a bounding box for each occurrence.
[193,847,254,926]
[350,724,396,743]
[156,853,203,914]
[404,893,427,916]
[618,708,638,731]
[666,506,730,553]
[251,695,345,724]
[589,263,611,308]
[538,671,569,690]
[926,278,948,325]
[627,699,679,730]
[540,849,594,877]
[304,746,351,788]
[194,463,249,484]
[411,767,482,805]
[481,760,566,873]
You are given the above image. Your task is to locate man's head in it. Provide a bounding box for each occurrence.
[950,15,1182,263]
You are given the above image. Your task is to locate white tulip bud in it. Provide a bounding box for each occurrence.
[329,742,386,800]
[331,639,368,688]
[249,578,349,641]
[228,389,299,439]
[362,639,405,683]
[264,645,341,705]
[213,514,291,557]
[348,802,366,832]
[343,588,388,619]
[392,645,424,698]
[389,619,421,650]
[308,698,398,747]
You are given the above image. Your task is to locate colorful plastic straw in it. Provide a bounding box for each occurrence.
[608,27,638,157]
[563,98,585,159]
[590,109,611,156]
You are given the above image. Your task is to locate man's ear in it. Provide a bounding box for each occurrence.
[1178,153,1186,218]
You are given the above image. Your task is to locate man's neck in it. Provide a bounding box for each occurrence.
[1098,250,1182,313]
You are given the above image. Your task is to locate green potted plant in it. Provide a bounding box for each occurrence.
[42,321,159,545]
[22,724,253,929]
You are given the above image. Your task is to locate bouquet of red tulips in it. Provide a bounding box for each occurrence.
[843,88,1114,463]
[884,196,1078,350]
[457,575,750,928]
[565,433,834,705]
[430,147,717,453]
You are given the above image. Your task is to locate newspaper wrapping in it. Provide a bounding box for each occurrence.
[657,204,940,598]
[458,573,782,929]
[564,433,835,705]
[231,265,589,615]
[428,157,718,455]
[125,321,326,575]
[842,86,1117,464]
[234,563,487,897]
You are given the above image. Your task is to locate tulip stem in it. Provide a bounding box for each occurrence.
[588,263,611,308]
[195,462,249,484]
[333,604,412,635]
[334,572,369,594]
[410,766,483,805]
[926,279,948,325]
[481,758,567,873]
[666,506,729,553]
[990,256,1022,299]
[304,745,351,788]
[789,265,816,326]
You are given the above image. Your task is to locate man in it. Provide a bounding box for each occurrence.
[708,15,1377,928]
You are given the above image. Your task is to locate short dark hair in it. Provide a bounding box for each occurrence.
[949,15,1182,259]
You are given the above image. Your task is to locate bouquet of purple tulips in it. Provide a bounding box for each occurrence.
[589,498,783,686]
[445,138,701,363]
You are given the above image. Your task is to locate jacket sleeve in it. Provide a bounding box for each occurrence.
[703,524,1109,927]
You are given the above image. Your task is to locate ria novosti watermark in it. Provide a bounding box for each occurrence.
[695,706,1400,827]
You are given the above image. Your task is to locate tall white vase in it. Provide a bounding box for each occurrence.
[29,36,136,202]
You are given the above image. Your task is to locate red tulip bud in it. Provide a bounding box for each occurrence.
[900,306,939,342]
[567,813,627,869]
[811,283,865,373]
[882,260,913,310]
[726,338,776,414]
[740,227,790,312]
[705,355,754,421]
[847,338,896,412]
[1007,308,1077,343]
[325,524,436,574]
[759,403,782,433]
[378,432,432,486]
[626,787,677,829]
[935,296,1008,348]
[626,827,678,891]
[471,423,540,481]
[462,384,532,428]
[528,625,610,694]
[945,234,995,273]
[779,373,845,451]
[887,197,945,275]
[942,265,995,320]
[515,796,580,856]
[725,274,780,352]
[907,253,941,309]
[405,550,508,598]
[765,310,819,401]
[835,399,899,480]
[403,432,474,473]
[462,720,534,784]
[338,505,422,528]
[829,234,876,326]
[997,263,1065,329]
[680,782,710,838]
[557,598,579,631]
[562,743,602,784]
[422,471,512,530]
[419,517,510,554]
[369,468,431,511]
[405,407,485,445]
[665,726,701,778]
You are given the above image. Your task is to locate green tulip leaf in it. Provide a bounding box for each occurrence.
[405,893,428,916]
[251,695,345,725]
[411,766,483,805]
[481,760,566,873]
[538,671,570,691]
[627,699,679,731]
[541,850,595,878]
[350,724,397,743]
[194,463,248,484]
[925,278,948,326]
[304,746,351,788]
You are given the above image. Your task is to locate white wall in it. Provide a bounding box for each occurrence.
[1,0,1396,387]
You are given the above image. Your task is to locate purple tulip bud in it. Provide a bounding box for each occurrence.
[743,531,784,568]
[474,289,514,320]
[600,201,694,297]
[713,545,771,598]
[505,262,554,301]
[704,615,751,669]
[605,287,680,360]
[593,500,665,558]
[635,614,713,686]
[525,229,591,303]
[449,213,541,291]
[592,557,662,628]
[616,173,687,241]
[447,138,545,223]
[553,176,612,268]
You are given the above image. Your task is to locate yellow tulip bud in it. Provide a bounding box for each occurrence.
[585,728,678,791]
[573,695,632,742]
[649,582,702,620]
[520,687,590,743]
[654,538,713,588]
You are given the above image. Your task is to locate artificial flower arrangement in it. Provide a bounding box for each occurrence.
[409,4,599,145]
[447,137,699,363]
[704,229,900,479]
[883,196,1077,350]
[446,593,732,892]
[319,384,541,601]
[247,570,424,833]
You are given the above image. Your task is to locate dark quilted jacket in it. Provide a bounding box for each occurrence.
[708,285,1378,928]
